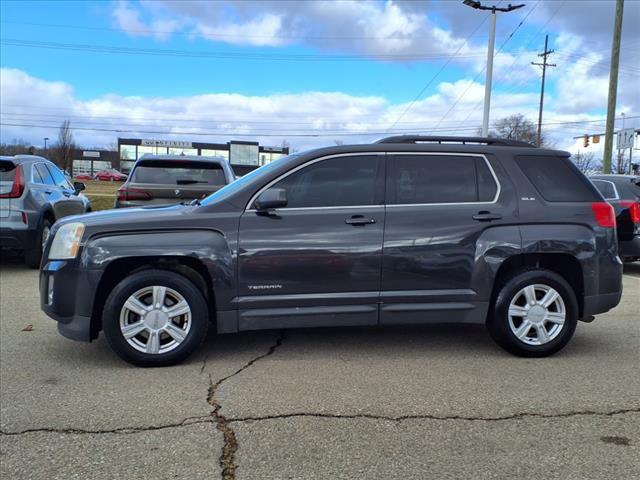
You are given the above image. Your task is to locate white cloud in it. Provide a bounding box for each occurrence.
[4,68,635,156]
[111,0,182,40]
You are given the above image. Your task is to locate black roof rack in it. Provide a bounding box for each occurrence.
[375,135,534,147]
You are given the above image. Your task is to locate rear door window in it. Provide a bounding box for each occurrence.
[131,161,227,185]
[389,154,497,204]
[516,155,600,202]
[34,163,56,186]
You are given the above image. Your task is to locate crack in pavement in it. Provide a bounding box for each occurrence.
[227,407,640,424]
[0,415,213,436]
[3,407,638,438]
[207,331,285,480]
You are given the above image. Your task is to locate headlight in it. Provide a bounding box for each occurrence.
[48,222,85,260]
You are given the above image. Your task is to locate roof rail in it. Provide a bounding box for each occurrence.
[375,135,534,147]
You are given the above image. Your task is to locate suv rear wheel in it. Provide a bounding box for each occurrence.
[487,269,578,357]
[103,269,209,367]
[25,218,52,269]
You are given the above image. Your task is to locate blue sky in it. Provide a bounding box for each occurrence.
[1,1,638,152]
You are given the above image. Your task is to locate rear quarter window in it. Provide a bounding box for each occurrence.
[516,155,600,202]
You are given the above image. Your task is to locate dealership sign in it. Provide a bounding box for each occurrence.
[141,139,192,148]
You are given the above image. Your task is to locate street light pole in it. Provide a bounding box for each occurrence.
[44,137,49,156]
[462,1,525,137]
[483,10,497,138]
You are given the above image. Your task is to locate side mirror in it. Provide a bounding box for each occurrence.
[254,188,287,211]
[73,181,86,194]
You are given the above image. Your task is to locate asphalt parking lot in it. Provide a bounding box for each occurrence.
[1,260,638,480]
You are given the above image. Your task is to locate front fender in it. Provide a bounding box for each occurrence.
[82,229,235,307]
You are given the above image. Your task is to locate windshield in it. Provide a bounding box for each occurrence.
[131,160,227,185]
[200,153,299,206]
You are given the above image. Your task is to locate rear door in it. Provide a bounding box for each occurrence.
[237,153,385,330]
[32,163,60,219]
[45,163,85,217]
[381,152,516,325]
[128,160,229,205]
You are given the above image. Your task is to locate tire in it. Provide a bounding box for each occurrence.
[103,269,209,367]
[487,268,578,357]
[24,218,52,269]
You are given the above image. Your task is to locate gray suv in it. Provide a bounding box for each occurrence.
[115,155,235,208]
[40,136,623,366]
[0,155,90,268]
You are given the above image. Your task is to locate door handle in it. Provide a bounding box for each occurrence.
[44,190,52,195]
[472,211,502,222]
[345,215,376,226]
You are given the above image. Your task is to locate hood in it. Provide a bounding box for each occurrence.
[55,204,194,232]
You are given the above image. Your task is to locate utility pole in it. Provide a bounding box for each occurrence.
[532,35,555,147]
[603,0,624,174]
[463,1,525,137]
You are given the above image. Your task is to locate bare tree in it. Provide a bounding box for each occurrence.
[0,138,36,155]
[489,114,546,146]
[571,151,601,174]
[53,120,75,171]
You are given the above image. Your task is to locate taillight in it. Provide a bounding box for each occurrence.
[591,202,616,228]
[0,165,25,199]
[116,187,152,201]
[620,201,640,224]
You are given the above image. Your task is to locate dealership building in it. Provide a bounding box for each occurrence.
[71,138,289,177]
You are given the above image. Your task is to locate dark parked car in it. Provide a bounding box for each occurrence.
[115,155,235,208]
[590,174,640,262]
[0,155,90,268]
[40,136,623,366]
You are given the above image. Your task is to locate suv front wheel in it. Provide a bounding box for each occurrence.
[103,269,209,367]
[487,269,578,357]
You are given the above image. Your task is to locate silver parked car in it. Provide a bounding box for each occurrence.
[0,155,91,268]
[115,155,235,208]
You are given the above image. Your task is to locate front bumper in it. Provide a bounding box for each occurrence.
[40,259,103,341]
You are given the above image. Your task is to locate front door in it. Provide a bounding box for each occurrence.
[381,152,517,325]
[238,153,385,330]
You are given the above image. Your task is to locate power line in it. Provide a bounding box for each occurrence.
[433,1,541,132]
[0,19,512,41]
[452,0,566,133]
[1,116,634,138]
[383,2,501,132]
[0,37,489,61]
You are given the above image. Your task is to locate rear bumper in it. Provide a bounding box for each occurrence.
[619,236,640,259]
[583,290,623,317]
[0,223,35,251]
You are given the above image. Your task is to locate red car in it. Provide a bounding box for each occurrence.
[94,169,127,182]
[74,173,93,181]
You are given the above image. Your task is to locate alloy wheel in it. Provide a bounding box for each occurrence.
[507,283,566,346]
[119,285,192,354]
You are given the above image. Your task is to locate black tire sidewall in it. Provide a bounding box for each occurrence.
[103,269,209,367]
[488,269,578,357]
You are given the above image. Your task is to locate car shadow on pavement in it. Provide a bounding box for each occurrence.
[623,261,640,278]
